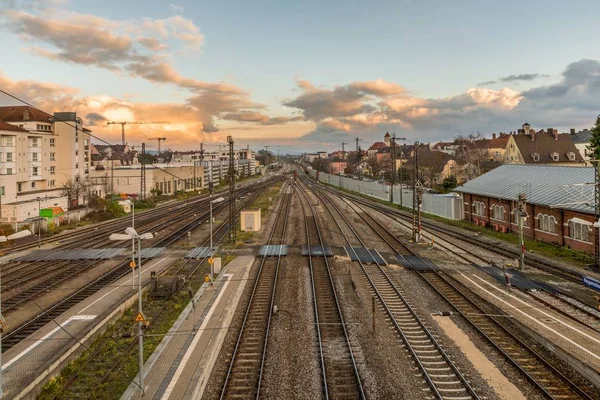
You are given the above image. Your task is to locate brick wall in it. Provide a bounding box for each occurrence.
[460,192,595,255]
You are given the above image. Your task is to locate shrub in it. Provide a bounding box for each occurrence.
[106,202,126,218]
[0,224,15,236]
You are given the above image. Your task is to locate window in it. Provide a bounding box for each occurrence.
[0,186,4,196]
[6,168,12,175]
[32,153,38,161]
[567,152,576,161]
[491,204,505,221]
[17,183,22,192]
[568,219,590,242]
[49,180,55,187]
[536,213,556,233]
[31,182,36,189]
[36,124,51,131]
[551,152,559,162]
[472,201,486,216]
[532,153,540,161]
[32,166,38,176]
[50,152,55,161]
[31,138,39,147]
[513,209,529,225]
[6,152,13,162]
[50,166,55,175]
[50,138,55,147]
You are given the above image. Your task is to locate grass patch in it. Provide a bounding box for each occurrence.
[250,181,283,214]
[37,264,208,399]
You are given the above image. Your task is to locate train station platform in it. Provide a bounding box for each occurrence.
[122,255,255,400]
[3,252,183,399]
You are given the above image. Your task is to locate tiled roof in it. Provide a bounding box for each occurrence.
[570,129,591,144]
[368,142,387,151]
[454,164,594,213]
[513,132,583,164]
[0,120,28,132]
[0,106,53,122]
[487,135,510,148]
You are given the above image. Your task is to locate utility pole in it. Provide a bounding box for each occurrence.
[412,141,419,242]
[517,193,527,270]
[140,143,146,200]
[595,161,600,270]
[355,137,360,153]
[391,134,396,203]
[228,136,236,242]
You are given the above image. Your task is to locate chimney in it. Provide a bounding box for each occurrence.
[531,130,535,142]
[23,108,30,121]
[492,133,497,140]
[547,128,553,135]
[553,129,558,141]
[570,128,576,135]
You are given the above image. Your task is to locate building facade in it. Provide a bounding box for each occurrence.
[455,165,596,255]
[0,107,91,223]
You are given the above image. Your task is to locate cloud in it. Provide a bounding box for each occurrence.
[137,36,168,51]
[85,112,107,126]
[169,3,184,13]
[478,73,550,85]
[222,111,304,125]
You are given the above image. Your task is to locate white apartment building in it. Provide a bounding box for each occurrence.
[0,106,91,223]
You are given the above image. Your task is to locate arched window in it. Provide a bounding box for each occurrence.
[537,214,556,233]
[491,205,505,221]
[472,201,485,216]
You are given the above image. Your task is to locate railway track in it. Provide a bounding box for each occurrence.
[2,178,280,352]
[339,192,596,399]
[297,183,365,400]
[0,180,268,317]
[315,181,589,284]
[50,184,276,399]
[306,179,480,400]
[0,180,260,256]
[220,183,292,399]
[315,182,600,331]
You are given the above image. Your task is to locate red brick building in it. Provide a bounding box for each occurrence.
[455,165,596,255]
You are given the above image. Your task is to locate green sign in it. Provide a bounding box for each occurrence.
[40,208,54,218]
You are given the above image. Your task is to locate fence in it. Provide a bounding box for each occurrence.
[307,169,463,221]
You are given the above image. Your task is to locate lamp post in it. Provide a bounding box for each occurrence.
[122,199,136,289]
[109,228,153,395]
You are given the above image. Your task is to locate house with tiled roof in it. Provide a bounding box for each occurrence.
[486,133,511,161]
[367,142,387,158]
[504,129,584,165]
[569,128,592,164]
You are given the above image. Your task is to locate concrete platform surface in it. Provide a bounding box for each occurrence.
[3,252,180,400]
[122,255,255,400]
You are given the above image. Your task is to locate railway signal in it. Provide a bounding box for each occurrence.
[517,193,527,270]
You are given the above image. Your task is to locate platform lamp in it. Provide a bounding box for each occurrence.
[109,228,153,395]
[120,199,136,289]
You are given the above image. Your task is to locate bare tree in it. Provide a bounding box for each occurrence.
[62,174,90,207]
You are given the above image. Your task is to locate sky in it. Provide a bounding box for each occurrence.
[1,0,600,153]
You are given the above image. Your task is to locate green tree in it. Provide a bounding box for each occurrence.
[442,175,458,191]
[587,114,600,161]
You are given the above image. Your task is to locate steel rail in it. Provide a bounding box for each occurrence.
[306,178,480,400]
[296,181,365,400]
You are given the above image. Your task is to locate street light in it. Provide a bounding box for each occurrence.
[121,199,136,289]
[109,227,153,395]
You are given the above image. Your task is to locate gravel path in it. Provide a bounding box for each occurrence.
[260,189,323,400]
